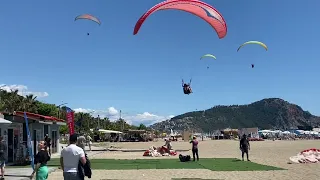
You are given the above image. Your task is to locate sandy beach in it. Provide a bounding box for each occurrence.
[48,140,320,180]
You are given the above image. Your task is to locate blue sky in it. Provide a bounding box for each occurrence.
[1,0,319,125]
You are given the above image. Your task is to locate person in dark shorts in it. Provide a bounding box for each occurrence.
[44,135,51,156]
[240,134,250,161]
[190,136,199,161]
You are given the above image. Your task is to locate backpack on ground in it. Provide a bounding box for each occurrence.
[179,154,191,162]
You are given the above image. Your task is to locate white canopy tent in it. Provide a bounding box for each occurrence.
[258,130,275,136]
[0,117,12,124]
[258,130,272,133]
[282,131,291,134]
[90,129,122,134]
[303,131,311,135]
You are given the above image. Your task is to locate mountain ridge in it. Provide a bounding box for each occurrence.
[150,98,320,132]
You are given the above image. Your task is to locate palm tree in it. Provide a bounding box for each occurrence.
[0,89,39,114]
[1,89,21,113]
[138,123,147,130]
[21,94,38,113]
[0,90,5,111]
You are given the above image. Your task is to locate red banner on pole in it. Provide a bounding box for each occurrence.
[66,107,75,135]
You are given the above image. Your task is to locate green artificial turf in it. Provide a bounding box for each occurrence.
[9,158,285,171]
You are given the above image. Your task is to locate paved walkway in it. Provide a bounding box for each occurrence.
[50,145,106,159]
[5,145,103,180]
[4,167,56,180]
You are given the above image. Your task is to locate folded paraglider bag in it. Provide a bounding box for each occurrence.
[179,154,191,162]
[185,155,191,161]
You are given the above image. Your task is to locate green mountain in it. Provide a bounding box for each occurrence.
[150,98,320,132]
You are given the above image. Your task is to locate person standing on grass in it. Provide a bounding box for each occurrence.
[0,136,7,180]
[61,134,86,180]
[240,134,250,161]
[30,141,51,180]
[190,136,199,161]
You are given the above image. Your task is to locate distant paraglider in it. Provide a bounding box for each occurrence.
[237,41,267,68]
[133,0,228,39]
[75,14,101,35]
[75,14,101,25]
[200,54,216,60]
[200,54,216,69]
[237,41,267,52]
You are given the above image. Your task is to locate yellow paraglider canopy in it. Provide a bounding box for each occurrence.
[237,41,267,52]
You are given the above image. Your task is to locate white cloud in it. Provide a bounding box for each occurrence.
[74,108,93,113]
[0,84,49,98]
[108,107,118,116]
[73,107,174,126]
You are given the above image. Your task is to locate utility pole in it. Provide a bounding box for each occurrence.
[120,110,124,131]
[79,113,83,134]
[88,110,95,130]
[57,102,67,119]
[97,115,100,129]
[89,117,92,130]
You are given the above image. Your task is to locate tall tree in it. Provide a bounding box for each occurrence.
[0,88,141,133]
[37,102,58,117]
[138,123,147,130]
[0,89,22,113]
[21,94,38,113]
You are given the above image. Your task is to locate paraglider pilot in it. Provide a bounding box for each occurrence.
[182,79,192,95]
[251,64,254,68]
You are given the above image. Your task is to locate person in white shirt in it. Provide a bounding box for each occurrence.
[60,134,86,180]
[86,134,92,151]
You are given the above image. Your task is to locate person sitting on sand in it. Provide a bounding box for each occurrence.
[240,134,250,161]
